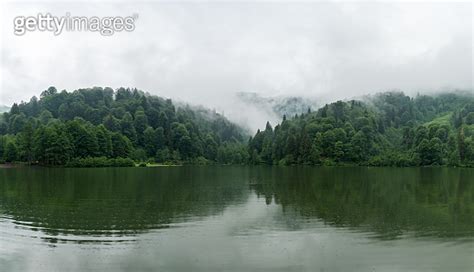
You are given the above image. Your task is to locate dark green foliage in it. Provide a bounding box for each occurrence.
[217,142,249,164]
[3,140,18,162]
[2,87,472,167]
[67,119,99,158]
[96,125,113,157]
[33,125,73,165]
[248,91,474,167]
[17,122,34,163]
[466,112,474,125]
[133,108,148,145]
[143,126,158,156]
[103,114,120,132]
[155,147,171,163]
[0,86,245,166]
[120,112,137,144]
[66,157,135,167]
[111,133,132,158]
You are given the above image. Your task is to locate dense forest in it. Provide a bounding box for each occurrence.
[0,87,247,166]
[248,91,474,167]
[0,87,473,167]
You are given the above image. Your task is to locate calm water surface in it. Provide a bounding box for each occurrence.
[0,166,473,271]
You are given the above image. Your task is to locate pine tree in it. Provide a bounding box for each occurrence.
[4,141,18,162]
[17,122,34,163]
[96,125,113,157]
[121,112,137,144]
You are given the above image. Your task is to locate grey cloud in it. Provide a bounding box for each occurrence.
[0,1,472,129]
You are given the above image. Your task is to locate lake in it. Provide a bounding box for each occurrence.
[0,166,473,271]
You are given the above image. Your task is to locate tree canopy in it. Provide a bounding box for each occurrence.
[247,91,474,167]
[0,87,247,166]
[0,88,473,167]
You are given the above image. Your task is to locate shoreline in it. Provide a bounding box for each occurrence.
[0,163,472,169]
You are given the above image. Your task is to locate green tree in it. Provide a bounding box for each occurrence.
[417,138,443,165]
[465,112,474,125]
[111,133,132,158]
[143,126,158,157]
[67,120,99,158]
[155,147,171,163]
[39,110,53,124]
[203,134,218,161]
[96,125,113,157]
[16,122,34,163]
[103,114,121,132]
[121,112,137,144]
[261,122,274,164]
[134,108,148,146]
[4,141,18,162]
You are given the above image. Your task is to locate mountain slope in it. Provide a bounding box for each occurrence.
[0,105,9,113]
[0,87,248,165]
[236,92,320,118]
[1,88,473,167]
[248,91,474,167]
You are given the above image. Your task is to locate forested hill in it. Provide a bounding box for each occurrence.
[1,88,473,167]
[0,87,248,166]
[248,92,474,167]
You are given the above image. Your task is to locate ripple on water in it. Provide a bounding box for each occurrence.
[0,215,148,247]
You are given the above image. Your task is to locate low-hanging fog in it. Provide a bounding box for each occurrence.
[1,1,472,131]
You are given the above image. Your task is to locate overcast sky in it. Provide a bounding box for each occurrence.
[1,1,472,111]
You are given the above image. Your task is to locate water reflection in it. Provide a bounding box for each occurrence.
[0,166,473,245]
[0,167,249,245]
[249,167,474,240]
